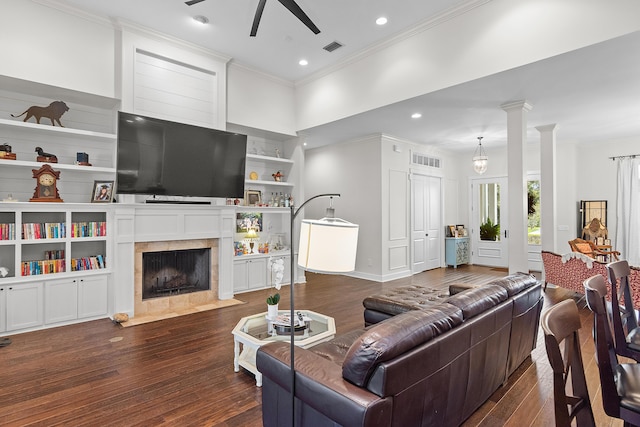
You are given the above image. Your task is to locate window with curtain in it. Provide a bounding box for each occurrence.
[614,157,640,266]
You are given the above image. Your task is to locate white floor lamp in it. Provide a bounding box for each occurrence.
[288,193,359,426]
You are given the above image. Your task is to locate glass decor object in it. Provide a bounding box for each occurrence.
[473,136,488,174]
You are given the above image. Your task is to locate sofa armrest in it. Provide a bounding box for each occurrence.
[257,342,392,427]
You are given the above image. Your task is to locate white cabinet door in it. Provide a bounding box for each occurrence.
[233,260,249,292]
[0,285,6,333]
[6,282,43,331]
[78,275,108,318]
[247,258,267,290]
[45,278,78,324]
[234,258,268,292]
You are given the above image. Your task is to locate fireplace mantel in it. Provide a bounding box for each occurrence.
[112,204,236,318]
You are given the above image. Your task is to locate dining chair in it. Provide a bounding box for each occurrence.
[606,259,640,362]
[584,274,640,426]
[541,299,595,426]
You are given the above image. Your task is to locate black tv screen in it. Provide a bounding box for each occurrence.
[116,112,247,198]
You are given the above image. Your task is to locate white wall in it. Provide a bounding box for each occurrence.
[295,0,640,131]
[304,135,382,280]
[227,64,297,136]
[0,0,116,98]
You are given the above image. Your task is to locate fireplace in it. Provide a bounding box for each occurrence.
[134,239,219,318]
[142,248,210,300]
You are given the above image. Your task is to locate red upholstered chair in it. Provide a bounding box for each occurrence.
[606,260,640,362]
[541,300,595,426]
[583,275,640,426]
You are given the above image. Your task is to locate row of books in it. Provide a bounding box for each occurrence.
[20,254,106,276]
[21,259,66,276]
[71,255,106,271]
[22,222,66,240]
[19,221,108,240]
[70,221,107,238]
[0,223,15,240]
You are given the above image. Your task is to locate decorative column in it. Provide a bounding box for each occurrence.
[501,100,533,274]
[537,124,558,253]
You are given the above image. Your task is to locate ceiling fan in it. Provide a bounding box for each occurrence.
[185,0,320,37]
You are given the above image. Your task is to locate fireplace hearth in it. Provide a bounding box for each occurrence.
[142,248,210,300]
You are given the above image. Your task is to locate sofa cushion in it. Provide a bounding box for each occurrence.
[311,328,367,365]
[444,284,508,320]
[342,303,463,387]
[488,272,537,297]
[362,285,447,316]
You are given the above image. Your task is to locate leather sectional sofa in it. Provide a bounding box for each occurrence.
[256,273,542,427]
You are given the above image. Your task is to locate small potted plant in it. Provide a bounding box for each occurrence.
[266,292,280,319]
[479,218,500,241]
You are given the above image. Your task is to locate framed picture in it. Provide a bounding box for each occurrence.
[91,180,114,203]
[236,212,263,232]
[244,190,261,206]
[448,225,456,237]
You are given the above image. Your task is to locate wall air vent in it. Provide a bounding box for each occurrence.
[412,153,441,168]
[323,41,344,52]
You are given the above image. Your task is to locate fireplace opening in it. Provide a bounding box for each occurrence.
[142,248,210,300]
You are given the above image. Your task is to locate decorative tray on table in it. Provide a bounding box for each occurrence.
[271,312,311,335]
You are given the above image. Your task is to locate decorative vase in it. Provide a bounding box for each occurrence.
[267,304,279,320]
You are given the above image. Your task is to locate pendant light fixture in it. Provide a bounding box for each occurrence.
[473,136,488,174]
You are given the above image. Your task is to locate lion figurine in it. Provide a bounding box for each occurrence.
[11,101,69,127]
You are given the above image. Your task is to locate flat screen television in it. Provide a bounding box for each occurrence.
[116,112,247,199]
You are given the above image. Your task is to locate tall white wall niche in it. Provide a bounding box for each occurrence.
[134,49,218,128]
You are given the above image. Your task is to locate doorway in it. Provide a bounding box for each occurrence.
[527,176,542,271]
[471,177,508,268]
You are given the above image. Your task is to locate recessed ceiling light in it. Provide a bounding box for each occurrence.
[299,59,308,66]
[376,17,388,26]
[411,113,422,119]
[193,15,209,25]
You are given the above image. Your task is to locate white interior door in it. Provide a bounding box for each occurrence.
[412,174,441,273]
[471,177,509,268]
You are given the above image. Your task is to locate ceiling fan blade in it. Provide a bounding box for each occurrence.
[277,0,320,34]
[185,0,206,5]
[250,0,268,37]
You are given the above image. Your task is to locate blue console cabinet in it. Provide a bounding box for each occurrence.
[445,237,469,268]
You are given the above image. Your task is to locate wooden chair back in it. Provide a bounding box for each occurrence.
[606,260,640,361]
[541,299,595,426]
[584,274,640,425]
[568,238,620,261]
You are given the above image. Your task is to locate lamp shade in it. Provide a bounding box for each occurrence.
[298,218,359,273]
[245,228,258,239]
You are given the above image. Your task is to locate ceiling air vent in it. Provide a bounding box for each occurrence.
[323,41,343,52]
[412,153,441,168]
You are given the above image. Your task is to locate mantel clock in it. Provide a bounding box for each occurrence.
[30,164,63,202]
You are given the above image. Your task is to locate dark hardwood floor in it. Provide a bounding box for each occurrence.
[0,265,623,426]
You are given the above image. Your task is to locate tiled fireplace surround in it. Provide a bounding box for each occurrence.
[113,205,236,319]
